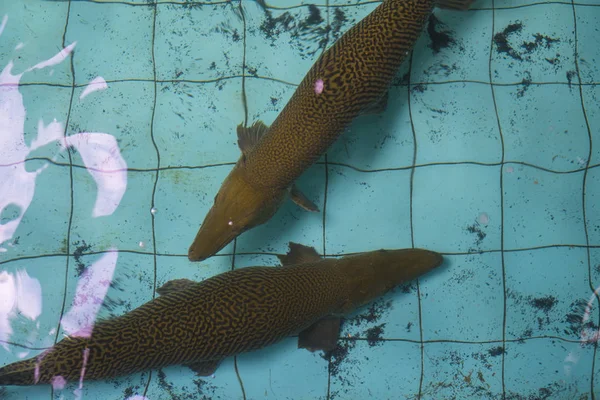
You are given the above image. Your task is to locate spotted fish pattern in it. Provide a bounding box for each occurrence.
[0,245,443,386]
[188,0,472,262]
[246,0,438,188]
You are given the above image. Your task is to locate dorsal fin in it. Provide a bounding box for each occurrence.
[236,120,269,156]
[277,242,321,266]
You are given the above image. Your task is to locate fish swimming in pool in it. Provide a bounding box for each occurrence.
[0,243,443,386]
[188,0,473,261]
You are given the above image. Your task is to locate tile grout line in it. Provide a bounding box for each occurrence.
[142,0,162,396]
[4,158,600,176]
[233,1,248,399]
[50,1,77,398]
[487,1,508,398]
[6,76,598,91]
[2,333,587,353]
[570,1,598,398]
[5,243,600,269]
[405,47,426,398]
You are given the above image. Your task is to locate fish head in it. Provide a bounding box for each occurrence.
[188,166,287,262]
[340,248,444,312]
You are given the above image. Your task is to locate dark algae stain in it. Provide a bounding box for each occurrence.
[73,240,92,276]
[156,369,219,400]
[257,2,329,59]
[427,14,456,53]
[530,295,557,314]
[494,21,524,60]
[346,299,393,326]
[566,70,576,88]
[488,346,505,357]
[323,339,357,377]
[466,222,486,250]
[494,21,561,62]
[365,323,386,347]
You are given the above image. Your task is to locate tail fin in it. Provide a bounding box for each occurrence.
[0,358,38,386]
[436,0,475,10]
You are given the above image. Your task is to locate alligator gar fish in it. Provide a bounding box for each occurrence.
[188,0,473,261]
[0,243,443,386]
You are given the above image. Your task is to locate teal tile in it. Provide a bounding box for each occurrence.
[413,164,502,253]
[243,77,296,129]
[60,252,155,328]
[244,2,376,84]
[503,165,586,249]
[576,5,600,83]
[69,169,155,254]
[0,2,72,85]
[68,81,158,170]
[237,337,328,400]
[0,163,70,258]
[495,84,589,172]
[154,80,245,168]
[154,165,234,258]
[583,85,600,167]
[586,167,600,246]
[411,82,502,165]
[155,3,243,81]
[491,4,577,84]
[327,85,415,170]
[66,3,154,83]
[411,9,492,83]
[16,85,71,162]
[0,256,66,351]
[421,253,504,342]
[0,256,66,399]
[157,253,233,286]
[50,252,153,400]
[144,358,242,400]
[324,166,412,254]
[504,338,594,399]
[420,342,503,400]
[505,247,591,340]
[329,340,421,400]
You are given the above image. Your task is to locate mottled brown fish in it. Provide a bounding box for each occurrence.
[0,243,443,386]
[188,0,473,261]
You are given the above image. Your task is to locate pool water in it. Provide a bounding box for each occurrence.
[0,0,599,399]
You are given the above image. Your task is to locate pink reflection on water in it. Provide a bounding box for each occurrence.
[60,249,118,338]
[0,270,42,350]
[79,77,108,100]
[64,133,127,218]
[51,375,67,390]
[0,14,128,254]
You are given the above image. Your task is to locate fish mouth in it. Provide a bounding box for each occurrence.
[188,209,243,262]
[188,229,234,262]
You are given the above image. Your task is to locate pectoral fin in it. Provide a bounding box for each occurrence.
[277,242,322,266]
[290,185,319,212]
[157,278,196,296]
[237,120,269,156]
[298,317,341,352]
[184,359,223,376]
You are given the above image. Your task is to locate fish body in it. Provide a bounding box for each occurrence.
[188,0,473,261]
[0,244,443,386]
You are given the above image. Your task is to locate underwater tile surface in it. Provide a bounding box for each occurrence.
[1,0,600,399]
[491,3,577,84]
[411,82,502,165]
